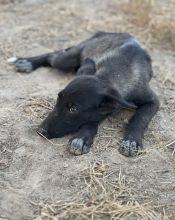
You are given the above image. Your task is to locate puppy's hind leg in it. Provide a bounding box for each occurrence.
[76,58,96,76]
[119,88,160,157]
[7,47,81,73]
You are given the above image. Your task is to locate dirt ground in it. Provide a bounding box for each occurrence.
[0,0,175,219]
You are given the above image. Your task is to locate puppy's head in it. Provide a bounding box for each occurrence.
[38,75,136,139]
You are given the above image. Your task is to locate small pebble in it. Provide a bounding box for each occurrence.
[63,163,68,168]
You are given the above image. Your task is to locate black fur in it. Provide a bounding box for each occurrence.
[9,32,159,156]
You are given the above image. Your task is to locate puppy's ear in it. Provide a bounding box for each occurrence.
[56,91,63,106]
[58,91,63,100]
[98,88,137,114]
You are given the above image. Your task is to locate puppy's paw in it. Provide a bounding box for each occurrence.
[68,137,92,155]
[118,140,143,157]
[7,57,33,73]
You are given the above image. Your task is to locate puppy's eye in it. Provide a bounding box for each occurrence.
[67,103,78,113]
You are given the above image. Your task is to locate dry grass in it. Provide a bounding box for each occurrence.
[149,16,175,49]
[122,0,175,49]
[17,96,54,120]
[124,0,153,26]
[32,160,164,220]
[37,131,66,147]
[19,96,53,111]
[165,140,175,156]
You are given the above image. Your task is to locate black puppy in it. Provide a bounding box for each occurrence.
[8,32,159,156]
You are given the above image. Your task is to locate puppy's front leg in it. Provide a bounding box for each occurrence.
[119,91,159,157]
[68,123,98,155]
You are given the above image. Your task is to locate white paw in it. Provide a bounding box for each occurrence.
[7,57,18,64]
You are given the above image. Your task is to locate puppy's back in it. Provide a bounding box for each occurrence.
[81,32,132,61]
[81,32,153,98]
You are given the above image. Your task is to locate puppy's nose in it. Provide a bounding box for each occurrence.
[37,127,48,137]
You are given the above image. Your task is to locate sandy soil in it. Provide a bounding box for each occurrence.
[0,0,175,219]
